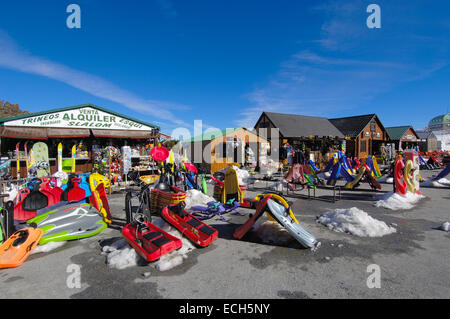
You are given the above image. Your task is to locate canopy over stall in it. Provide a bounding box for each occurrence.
[0,103,162,178]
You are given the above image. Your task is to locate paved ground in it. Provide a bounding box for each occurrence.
[1,170,448,299]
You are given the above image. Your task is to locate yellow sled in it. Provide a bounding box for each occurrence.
[89,172,112,224]
[345,166,366,189]
[221,168,244,204]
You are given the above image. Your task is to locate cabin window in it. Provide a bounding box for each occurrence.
[370,119,376,132]
[259,122,269,128]
[360,140,367,153]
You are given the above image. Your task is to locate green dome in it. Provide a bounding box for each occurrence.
[428,114,450,131]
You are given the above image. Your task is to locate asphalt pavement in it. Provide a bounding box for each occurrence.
[0,170,448,299]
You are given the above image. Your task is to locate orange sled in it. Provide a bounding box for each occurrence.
[0,227,43,269]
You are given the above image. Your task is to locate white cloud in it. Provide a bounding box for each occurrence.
[236,0,448,128]
[0,30,190,127]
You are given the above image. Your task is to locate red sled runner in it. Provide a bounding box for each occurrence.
[122,215,182,262]
[161,203,218,247]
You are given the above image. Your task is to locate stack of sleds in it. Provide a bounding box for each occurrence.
[122,145,219,263]
[0,172,112,269]
[194,166,318,249]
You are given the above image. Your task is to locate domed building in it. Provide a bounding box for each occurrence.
[426,113,450,151]
[428,114,450,132]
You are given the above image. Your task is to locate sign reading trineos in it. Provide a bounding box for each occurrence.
[5,107,152,131]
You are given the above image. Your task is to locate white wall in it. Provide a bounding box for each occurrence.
[433,130,450,151]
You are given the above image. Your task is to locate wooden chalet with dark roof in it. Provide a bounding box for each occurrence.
[385,125,420,151]
[329,114,389,159]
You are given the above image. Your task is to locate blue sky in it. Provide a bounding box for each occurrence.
[0,0,449,138]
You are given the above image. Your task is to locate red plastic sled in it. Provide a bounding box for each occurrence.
[67,178,86,202]
[394,157,407,195]
[122,220,182,262]
[363,165,382,190]
[161,203,218,247]
[39,178,63,207]
[233,196,271,240]
[14,189,35,221]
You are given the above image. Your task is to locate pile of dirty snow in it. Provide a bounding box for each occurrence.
[316,207,396,237]
[102,219,196,272]
[420,178,450,188]
[32,241,67,254]
[184,189,215,209]
[151,219,196,271]
[373,191,425,211]
[102,239,139,270]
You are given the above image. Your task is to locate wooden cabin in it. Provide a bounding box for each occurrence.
[385,126,420,151]
[329,114,389,159]
[180,127,269,173]
[254,112,345,166]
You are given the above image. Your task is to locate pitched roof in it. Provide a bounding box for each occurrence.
[183,127,244,143]
[385,126,417,140]
[260,112,344,138]
[416,131,430,139]
[328,114,376,138]
[0,103,160,130]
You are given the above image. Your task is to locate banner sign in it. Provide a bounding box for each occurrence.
[4,107,155,131]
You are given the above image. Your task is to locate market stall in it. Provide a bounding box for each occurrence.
[0,104,165,183]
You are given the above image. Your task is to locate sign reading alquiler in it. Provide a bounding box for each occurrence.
[4,107,154,131]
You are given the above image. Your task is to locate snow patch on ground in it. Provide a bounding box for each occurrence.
[373,191,425,211]
[184,189,215,209]
[32,241,67,254]
[420,178,450,188]
[151,219,195,272]
[102,238,139,270]
[316,207,396,237]
[102,219,196,272]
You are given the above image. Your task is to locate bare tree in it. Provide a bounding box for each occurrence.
[0,100,30,119]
